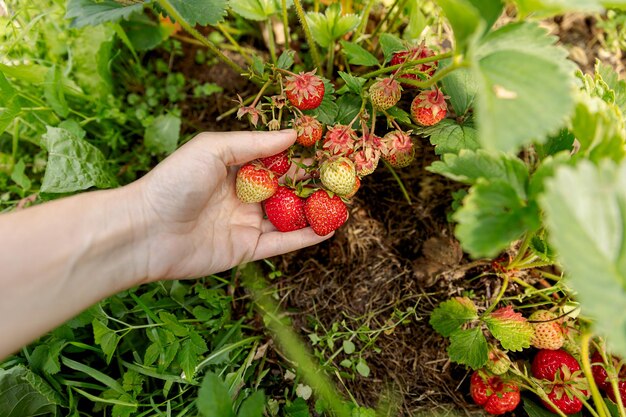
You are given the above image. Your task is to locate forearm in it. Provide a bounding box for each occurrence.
[0,184,148,358]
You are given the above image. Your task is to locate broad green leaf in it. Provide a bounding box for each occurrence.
[528,152,571,198]
[167,0,229,25]
[120,14,165,51]
[229,0,283,21]
[122,370,145,396]
[237,391,265,417]
[30,339,65,375]
[0,71,17,103]
[466,0,504,31]
[436,0,483,52]
[305,3,359,48]
[340,40,379,67]
[386,107,412,126]
[430,297,478,337]
[93,319,121,364]
[284,398,311,417]
[41,125,116,193]
[197,372,234,417]
[337,71,367,95]
[454,180,540,258]
[355,358,370,377]
[335,94,362,125]
[447,327,489,369]
[428,150,529,199]
[304,78,338,125]
[596,60,626,115]
[70,25,114,96]
[541,161,626,358]
[440,61,478,116]
[423,119,480,155]
[473,23,575,153]
[0,365,63,416]
[10,159,31,191]
[379,33,405,63]
[403,1,427,40]
[65,0,144,28]
[277,50,295,70]
[0,63,47,84]
[511,0,602,18]
[342,340,356,354]
[535,129,575,160]
[159,311,189,337]
[570,95,625,163]
[144,113,181,155]
[483,306,533,351]
[44,66,69,118]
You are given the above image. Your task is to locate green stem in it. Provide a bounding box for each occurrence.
[540,271,563,281]
[508,233,533,268]
[514,260,554,270]
[266,18,278,64]
[326,40,336,80]
[395,59,467,89]
[157,0,244,75]
[581,332,611,417]
[281,0,290,48]
[382,160,411,205]
[483,273,509,316]
[353,0,375,41]
[361,51,454,79]
[11,118,19,163]
[293,0,323,73]
[510,277,554,304]
[216,23,253,64]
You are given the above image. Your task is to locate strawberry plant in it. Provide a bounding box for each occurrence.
[5,0,626,416]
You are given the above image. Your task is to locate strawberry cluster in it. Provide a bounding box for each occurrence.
[234,44,448,236]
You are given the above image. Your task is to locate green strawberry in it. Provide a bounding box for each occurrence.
[320,157,357,196]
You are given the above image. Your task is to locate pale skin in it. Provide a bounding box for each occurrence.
[0,130,331,359]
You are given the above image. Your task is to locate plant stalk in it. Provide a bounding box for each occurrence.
[353,0,375,41]
[266,18,278,64]
[157,0,245,75]
[483,273,509,316]
[362,51,454,79]
[281,0,290,48]
[293,0,323,73]
[580,331,611,417]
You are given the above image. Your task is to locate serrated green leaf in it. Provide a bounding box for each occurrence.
[41,125,116,193]
[473,22,575,153]
[10,159,31,191]
[340,40,379,67]
[44,66,69,117]
[404,1,427,39]
[0,365,63,416]
[305,3,359,48]
[529,235,557,263]
[168,0,228,25]
[335,94,362,125]
[277,50,295,70]
[197,372,234,417]
[535,129,575,160]
[447,327,489,369]
[428,150,529,199]
[230,0,282,21]
[596,60,626,115]
[237,391,265,417]
[423,119,480,155]
[483,306,533,351]
[440,60,478,116]
[511,0,602,18]
[379,33,405,63]
[144,113,181,155]
[386,106,412,126]
[65,0,144,28]
[122,370,145,396]
[284,398,310,417]
[454,180,540,258]
[570,95,625,163]
[541,161,626,359]
[338,71,367,95]
[429,297,478,337]
[30,339,65,375]
[436,0,483,53]
[158,311,189,337]
[93,319,121,364]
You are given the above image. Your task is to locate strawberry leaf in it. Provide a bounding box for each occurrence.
[167,0,228,26]
[379,33,404,64]
[422,119,480,155]
[197,373,234,417]
[428,150,529,199]
[447,327,489,369]
[336,94,362,125]
[340,41,379,67]
[440,60,478,117]
[305,3,359,48]
[304,78,338,125]
[483,306,533,352]
[473,22,576,153]
[541,161,626,359]
[337,72,367,95]
[229,0,285,21]
[436,0,483,53]
[453,179,540,258]
[65,0,144,28]
[430,297,478,337]
[510,0,602,18]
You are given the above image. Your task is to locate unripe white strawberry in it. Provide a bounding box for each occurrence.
[529,310,565,350]
[320,157,356,196]
[369,78,402,110]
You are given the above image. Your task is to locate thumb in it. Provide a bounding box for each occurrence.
[201,130,297,166]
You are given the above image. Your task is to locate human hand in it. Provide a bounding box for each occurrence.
[132,130,332,281]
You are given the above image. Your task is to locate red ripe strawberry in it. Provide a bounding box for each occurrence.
[236,163,278,203]
[544,385,584,415]
[591,351,610,390]
[284,70,325,110]
[411,88,448,126]
[390,44,438,88]
[607,380,626,405]
[529,310,565,350]
[470,370,520,415]
[304,190,348,236]
[319,157,356,196]
[264,186,308,232]
[531,349,581,381]
[293,115,323,147]
[369,77,402,110]
[259,150,290,177]
[381,130,414,168]
[322,124,358,156]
